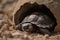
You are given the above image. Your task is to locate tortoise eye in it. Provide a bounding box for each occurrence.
[21,23,31,31]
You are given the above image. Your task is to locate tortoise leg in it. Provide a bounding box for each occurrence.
[40,29,52,35]
[15,24,23,31]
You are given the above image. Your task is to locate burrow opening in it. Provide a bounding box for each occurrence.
[14,3,57,31]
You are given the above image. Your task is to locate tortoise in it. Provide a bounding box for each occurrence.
[16,12,57,35]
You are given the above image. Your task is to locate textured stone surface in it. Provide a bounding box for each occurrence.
[14,0,60,32]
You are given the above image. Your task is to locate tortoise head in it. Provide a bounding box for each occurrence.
[16,22,33,32]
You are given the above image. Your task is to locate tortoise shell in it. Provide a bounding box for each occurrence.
[22,12,53,29]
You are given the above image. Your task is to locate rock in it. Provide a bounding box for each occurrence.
[14,0,60,32]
